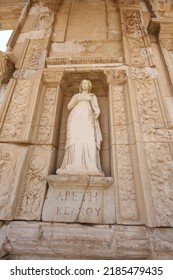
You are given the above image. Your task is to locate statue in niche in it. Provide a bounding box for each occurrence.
[56,79,104,176]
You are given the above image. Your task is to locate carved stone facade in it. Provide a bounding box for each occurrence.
[0,0,173,259]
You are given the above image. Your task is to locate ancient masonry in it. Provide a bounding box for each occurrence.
[0,0,173,259]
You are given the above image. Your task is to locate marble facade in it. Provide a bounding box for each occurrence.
[0,0,173,259]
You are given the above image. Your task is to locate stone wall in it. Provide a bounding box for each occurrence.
[0,0,173,259]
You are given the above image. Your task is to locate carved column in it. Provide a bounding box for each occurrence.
[119,2,173,227]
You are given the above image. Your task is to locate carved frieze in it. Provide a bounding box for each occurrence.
[15,145,56,220]
[0,52,16,84]
[46,57,123,66]
[50,41,123,61]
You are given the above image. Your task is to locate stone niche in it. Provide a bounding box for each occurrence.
[42,70,115,224]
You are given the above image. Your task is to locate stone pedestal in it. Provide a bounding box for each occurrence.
[42,175,114,224]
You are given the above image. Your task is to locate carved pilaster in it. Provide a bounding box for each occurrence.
[0,52,16,84]
[120,3,173,227]
[0,71,42,143]
[15,145,56,220]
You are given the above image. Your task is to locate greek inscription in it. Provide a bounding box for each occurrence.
[56,190,98,203]
[56,207,101,217]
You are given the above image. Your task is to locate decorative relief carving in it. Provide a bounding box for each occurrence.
[104,69,127,84]
[0,149,11,210]
[33,12,53,30]
[15,145,55,220]
[112,85,138,220]
[135,79,163,126]
[17,11,54,43]
[121,11,153,67]
[145,0,171,17]
[112,85,127,126]
[123,12,143,35]
[128,37,152,67]
[34,0,64,13]
[0,52,16,84]
[43,71,64,83]
[13,69,36,79]
[37,88,57,144]
[145,142,173,227]
[22,39,47,69]
[131,67,158,80]
[46,57,123,66]
[17,29,51,43]
[149,233,173,259]
[50,41,123,61]
[0,144,28,220]
[121,1,173,228]
[0,79,32,140]
[116,145,138,219]
[119,0,139,5]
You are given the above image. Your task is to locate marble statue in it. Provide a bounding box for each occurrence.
[56,79,104,176]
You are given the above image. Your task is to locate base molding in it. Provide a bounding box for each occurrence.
[1,221,173,259]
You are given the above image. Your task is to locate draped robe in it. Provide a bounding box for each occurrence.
[56,93,104,176]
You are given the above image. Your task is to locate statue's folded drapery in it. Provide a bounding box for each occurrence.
[56,90,104,176]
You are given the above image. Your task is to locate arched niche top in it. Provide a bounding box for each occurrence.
[61,70,108,97]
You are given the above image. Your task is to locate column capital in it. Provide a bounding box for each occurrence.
[104,69,127,84]
[0,52,16,84]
